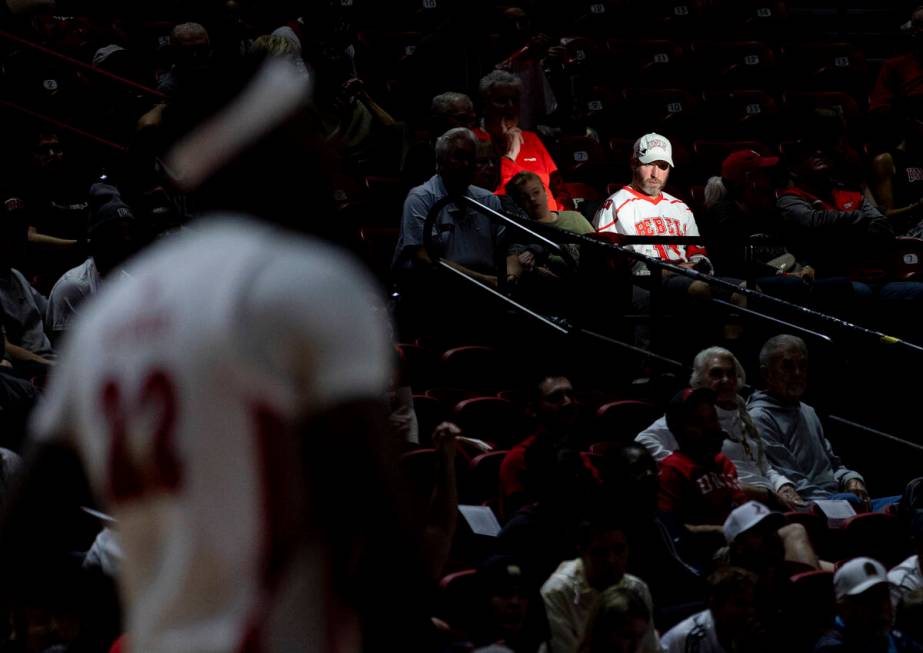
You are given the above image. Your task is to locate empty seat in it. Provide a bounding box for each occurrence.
[701,90,781,140]
[453,397,525,449]
[424,387,483,407]
[396,342,437,391]
[558,181,605,212]
[842,512,906,568]
[555,134,610,179]
[411,394,449,446]
[465,450,509,504]
[399,448,437,498]
[440,345,509,391]
[690,40,777,89]
[606,38,686,86]
[693,139,774,178]
[621,88,701,138]
[780,42,868,92]
[594,400,660,447]
[436,568,479,632]
[893,237,923,281]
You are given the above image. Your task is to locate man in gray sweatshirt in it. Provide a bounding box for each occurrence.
[747,334,870,509]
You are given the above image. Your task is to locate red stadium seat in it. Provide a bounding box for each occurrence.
[780,42,867,92]
[437,569,479,633]
[594,400,659,447]
[692,139,773,179]
[424,387,483,407]
[842,512,905,568]
[605,38,686,86]
[396,343,437,391]
[893,238,923,282]
[559,182,605,212]
[787,569,835,644]
[453,397,525,449]
[464,450,508,504]
[690,41,777,89]
[411,394,449,446]
[440,346,509,391]
[620,88,701,138]
[555,134,610,179]
[399,448,437,497]
[782,90,861,126]
[701,90,781,140]
[356,226,399,280]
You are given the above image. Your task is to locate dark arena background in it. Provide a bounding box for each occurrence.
[2,1,923,652]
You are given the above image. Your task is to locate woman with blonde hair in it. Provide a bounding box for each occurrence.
[578,586,654,653]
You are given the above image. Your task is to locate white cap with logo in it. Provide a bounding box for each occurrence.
[834,557,888,601]
[633,132,674,168]
[723,500,786,544]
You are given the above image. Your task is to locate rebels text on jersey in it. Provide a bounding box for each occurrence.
[594,186,706,265]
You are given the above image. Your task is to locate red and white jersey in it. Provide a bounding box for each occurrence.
[594,186,705,270]
[31,216,392,653]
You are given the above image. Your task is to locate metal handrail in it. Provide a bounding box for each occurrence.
[498,203,923,356]
[0,29,166,99]
[0,99,127,151]
[418,193,923,455]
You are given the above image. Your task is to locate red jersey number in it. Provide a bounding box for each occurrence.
[100,369,182,503]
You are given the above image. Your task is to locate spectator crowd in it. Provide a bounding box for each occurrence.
[2,1,923,652]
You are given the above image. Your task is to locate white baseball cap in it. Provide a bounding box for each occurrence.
[723,500,785,543]
[834,557,889,601]
[633,132,674,168]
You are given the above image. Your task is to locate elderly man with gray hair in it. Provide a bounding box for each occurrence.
[392,127,524,287]
[636,345,805,510]
[747,334,878,511]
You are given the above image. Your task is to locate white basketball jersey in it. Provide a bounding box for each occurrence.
[31,216,392,653]
[594,186,705,270]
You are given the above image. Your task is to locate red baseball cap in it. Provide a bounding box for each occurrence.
[721,150,779,187]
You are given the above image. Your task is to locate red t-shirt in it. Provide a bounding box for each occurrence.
[499,433,600,518]
[657,451,746,526]
[475,128,561,210]
[870,53,923,113]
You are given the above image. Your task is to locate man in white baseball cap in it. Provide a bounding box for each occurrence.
[816,557,905,652]
[723,500,821,574]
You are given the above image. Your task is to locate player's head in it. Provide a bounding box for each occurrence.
[435,127,478,194]
[630,133,673,197]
